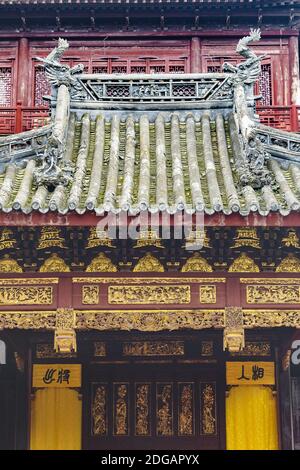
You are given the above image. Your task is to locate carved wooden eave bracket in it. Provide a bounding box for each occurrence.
[54,307,77,354]
[223,307,245,353]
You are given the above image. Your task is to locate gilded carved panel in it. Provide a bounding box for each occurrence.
[82,285,99,305]
[200,383,216,435]
[113,383,129,436]
[92,384,107,436]
[156,383,173,436]
[246,284,300,304]
[199,285,217,304]
[0,286,53,305]
[135,383,151,436]
[178,383,194,436]
[108,285,191,305]
[123,341,184,356]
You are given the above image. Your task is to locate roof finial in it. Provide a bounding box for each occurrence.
[36,37,84,88]
[223,28,265,84]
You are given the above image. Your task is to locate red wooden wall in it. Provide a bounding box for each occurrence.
[0,35,299,134]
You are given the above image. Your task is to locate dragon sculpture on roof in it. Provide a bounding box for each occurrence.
[36,38,84,88]
[223,28,265,84]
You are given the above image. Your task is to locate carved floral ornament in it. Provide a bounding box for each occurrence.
[2,251,300,273]
[276,254,300,273]
[0,255,23,273]
[86,253,117,273]
[181,253,213,272]
[228,253,260,273]
[133,253,164,273]
[39,254,70,272]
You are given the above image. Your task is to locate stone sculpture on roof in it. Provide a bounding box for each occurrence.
[0,30,300,215]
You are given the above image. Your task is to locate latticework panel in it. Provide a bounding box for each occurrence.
[257,63,272,107]
[34,66,51,107]
[0,67,12,106]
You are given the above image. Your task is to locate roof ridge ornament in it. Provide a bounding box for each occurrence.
[36,38,84,89]
[223,28,265,84]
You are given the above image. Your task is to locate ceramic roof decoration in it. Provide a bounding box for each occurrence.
[0,30,300,217]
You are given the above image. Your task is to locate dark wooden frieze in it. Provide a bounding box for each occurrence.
[0,226,298,273]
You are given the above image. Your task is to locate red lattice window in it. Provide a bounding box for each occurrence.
[207,65,222,73]
[257,63,272,107]
[93,58,187,74]
[111,64,127,74]
[149,64,166,73]
[169,65,185,74]
[0,67,12,106]
[130,65,147,73]
[34,66,51,107]
[92,65,109,74]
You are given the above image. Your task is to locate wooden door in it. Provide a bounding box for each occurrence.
[83,335,225,450]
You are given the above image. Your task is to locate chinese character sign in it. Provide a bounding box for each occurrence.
[226,362,275,386]
[32,364,81,388]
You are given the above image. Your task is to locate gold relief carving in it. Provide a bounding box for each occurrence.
[39,254,70,272]
[243,310,300,328]
[133,229,164,249]
[36,343,76,358]
[246,285,300,304]
[0,311,56,330]
[54,308,76,353]
[133,253,164,272]
[0,255,22,273]
[135,384,150,436]
[92,385,107,436]
[156,384,173,436]
[276,254,300,273]
[179,384,194,436]
[0,278,59,285]
[181,253,213,272]
[73,277,226,285]
[123,341,184,356]
[231,341,271,357]
[2,308,300,332]
[75,309,224,331]
[108,285,191,305]
[282,230,300,248]
[185,228,211,250]
[223,307,245,353]
[201,384,216,435]
[56,308,76,329]
[240,278,300,285]
[37,227,66,250]
[231,228,261,249]
[199,285,216,304]
[94,342,106,357]
[82,285,99,305]
[54,329,76,353]
[86,253,117,272]
[0,228,16,251]
[114,384,128,436]
[201,341,214,356]
[86,227,115,249]
[0,286,52,305]
[228,253,260,272]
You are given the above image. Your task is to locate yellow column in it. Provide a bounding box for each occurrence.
[226,386,279,450]
[30,388,82,450]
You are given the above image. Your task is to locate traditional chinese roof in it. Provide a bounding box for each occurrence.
[0,32,300,217]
